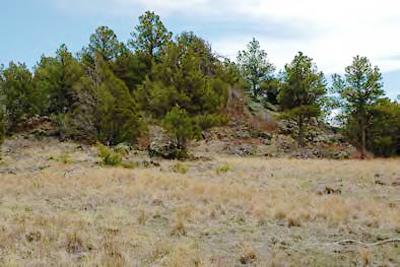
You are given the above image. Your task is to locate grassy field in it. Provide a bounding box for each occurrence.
[0,137,399,266]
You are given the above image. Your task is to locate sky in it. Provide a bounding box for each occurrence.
[1,0,399,99]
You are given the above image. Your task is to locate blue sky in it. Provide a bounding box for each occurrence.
[1,0,399,99]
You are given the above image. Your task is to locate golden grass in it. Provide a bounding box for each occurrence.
[0,138,399,265]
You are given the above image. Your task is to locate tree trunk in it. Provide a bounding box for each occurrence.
[361,117,366,159]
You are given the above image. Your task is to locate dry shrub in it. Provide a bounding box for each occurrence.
[171,217,186,236]
[239,245,257,264]
[66,232,85,255]
[101,229,126,266]
[351,149,375,159]
[358,247,371,267]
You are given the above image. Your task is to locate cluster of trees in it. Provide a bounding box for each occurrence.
[237,39,399,157]
[0,11,240,156]
[0,11,399,158]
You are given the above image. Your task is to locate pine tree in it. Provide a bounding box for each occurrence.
[278,52,326,147]
[139,32,229,118]
[332,56,384,157]
[237,38,275,97]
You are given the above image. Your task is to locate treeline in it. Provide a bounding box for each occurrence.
[0,11,399,158]
[0,11,240,158]
[236,39,400,157]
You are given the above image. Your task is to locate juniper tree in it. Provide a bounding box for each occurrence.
[1,62,38,132]
[35,44,84,115]
[95,59,146,145]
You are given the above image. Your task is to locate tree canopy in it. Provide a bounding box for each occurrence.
[0,11,398,158]
[278,52,326,147]
[237,38,275,97]
[332,56,384,157]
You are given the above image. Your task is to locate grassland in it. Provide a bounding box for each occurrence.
[0,137,399,266]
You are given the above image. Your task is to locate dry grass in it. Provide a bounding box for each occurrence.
[0,137,399,266]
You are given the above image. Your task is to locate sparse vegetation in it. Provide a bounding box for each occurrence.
[216,163,231,174]
[0,137,399,265]
[97,143,123,166]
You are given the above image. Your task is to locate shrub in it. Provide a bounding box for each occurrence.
[114,143,131,156]
[97,143,122,166]
[216,164,231,174]
[163,105,201,150]
[172,163,189,174]
[149,146,189,160]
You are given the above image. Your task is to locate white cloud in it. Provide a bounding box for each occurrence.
[52,0,400,73]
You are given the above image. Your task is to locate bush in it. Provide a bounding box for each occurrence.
[216,164,231,174]
[195,114,227,131]
[114,143,131,156]
[97,143,123,166]
[149,145,188,160]
[159,105,201,159]
[172,163,189,174]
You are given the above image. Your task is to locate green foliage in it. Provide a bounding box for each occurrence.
[88,26,121,62]
[163,105,201,150]
[130,11,172,60]
[79,26,122,75]
[111,46,147,94]
[114,142,131,156]
[34,45,85,115]
[367,99,400,156]
[237,38,275,97]
[35,47,98,142]
[195,114,227,131]
[97,143,123,166]
[172,163,189,174]
[1,62,39,132]
[95,60,146,145]
[259,78,280,104]
[139,32,230,118]
[216,164,231,174]
[278,52,326,147]
[2,10,397,159]
[332,56,384,156]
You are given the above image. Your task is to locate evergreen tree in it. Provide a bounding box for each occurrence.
[1,62,38,132]
[95,60,146,145]
[88,26,121,62]
[79,26,122,76]
[130,11,172,60]
[59,75,98,143]
[110,44,147,94]
[237,38,275,97]
[332,56,384,157]
[278,52,326,147]
[35,44,84,115]
[163,105,201,156]
[139,32,229,118]
[367,99,400,156]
